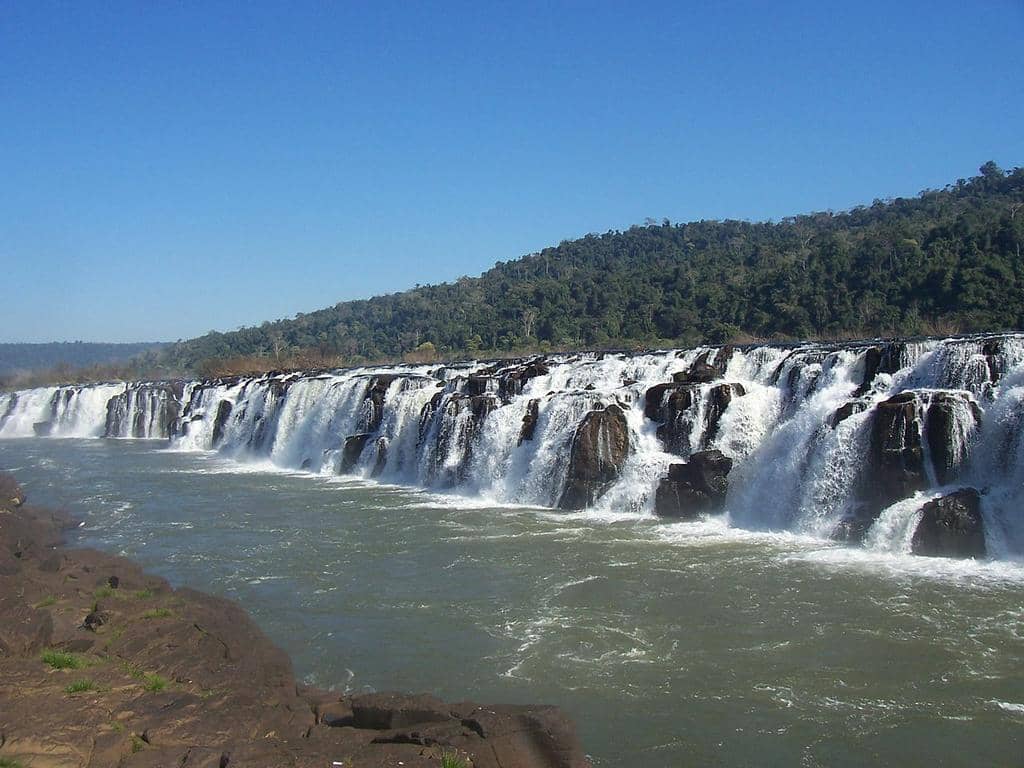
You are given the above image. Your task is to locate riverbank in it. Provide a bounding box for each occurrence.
[0,472,588,768]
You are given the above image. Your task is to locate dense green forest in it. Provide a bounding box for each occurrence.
[150,162,1023,374]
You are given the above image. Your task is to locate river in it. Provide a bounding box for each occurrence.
[2,437,1021,767]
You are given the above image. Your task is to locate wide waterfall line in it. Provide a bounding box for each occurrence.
[2,334,1023,559]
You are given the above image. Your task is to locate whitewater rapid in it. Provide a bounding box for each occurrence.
[2,334,1023,559]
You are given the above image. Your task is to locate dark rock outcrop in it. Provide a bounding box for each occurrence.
[104,383,184,439]
[830,504,876,544]
[431,395,499,485]
[862,392,927,517]
[673,347,733,384]
[645,381,743,455]
[499,359,550,401]
[861,390,981,518]
[644,383,692,421]
[854,344,903,396]
[925,391,981,485]
[911,488,986,558]
[211,399,233,447]
[371,436,389,477]
[518,399,541,445]
[828,399,869,428]
[654,449,733,519]
[701,383,745,448]
[357,374,400,433]
[247,378,293,451]
[465,375,495,397]
[645,383,696,455]
[340,433,373,473]
[557,404,630,510]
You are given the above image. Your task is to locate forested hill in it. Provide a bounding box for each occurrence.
[159,162,1023,373]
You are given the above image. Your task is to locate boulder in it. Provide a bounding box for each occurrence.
[211,399,233,447]
[982,338,1003,385]
[644,383,693,421]
[557,404,630,510]
[644,383,696,455]
[518,399,540,445]
[357,374,400,433]
[645,381,743,454]
[911,488,986,558]
[829,504,876,543]
[860,390,981,518]
[431,395,499,485]
[924,391,981,485]
[371,437,389,477]
[854,344,903,396]
[701,383,745,448]
[340,433,372,473]
[673,347,733,384]
[828,399,869,428]
[499,359,550,400]
[418,389,446,440]
[861,392,927,517]
[654,449,733,519]
[82,608,110,631]
[465,375,495,396]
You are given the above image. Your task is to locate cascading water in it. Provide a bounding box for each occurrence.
[2,333,1023,559]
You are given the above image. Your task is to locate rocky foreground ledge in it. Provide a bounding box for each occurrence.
[0,473,589,768]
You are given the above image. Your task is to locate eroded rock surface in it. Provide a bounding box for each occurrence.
[654,449,733,519]
[557,404,630,510]
[911,488,986,558]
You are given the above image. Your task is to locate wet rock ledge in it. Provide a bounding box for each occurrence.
[0,473,589,768]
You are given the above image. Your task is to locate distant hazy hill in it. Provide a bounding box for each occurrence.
[156,162,1023,372]
[0,342,168,377]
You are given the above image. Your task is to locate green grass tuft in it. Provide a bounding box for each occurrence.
[440,750,470,768]
[41,649,83,670]
[0,758,26,768]
[34,595,57,608]
[94,585,115,599]
[142,673,168,692]
[134,588,154,599]
[141,608,172,619]
[130,735,146,753]
[65,679,96,694]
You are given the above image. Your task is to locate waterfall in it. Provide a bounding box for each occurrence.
[103,383,185,438]
[0,384,124,438]
[3,333,1024,558]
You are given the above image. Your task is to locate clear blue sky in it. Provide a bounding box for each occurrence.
[2,1,1022,343]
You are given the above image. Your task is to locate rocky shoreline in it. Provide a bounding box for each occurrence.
[0,473,588,768]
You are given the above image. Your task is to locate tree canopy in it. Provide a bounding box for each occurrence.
[152,163,1024,374]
